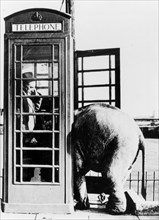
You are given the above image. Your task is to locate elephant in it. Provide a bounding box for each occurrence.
[71,103,146,214]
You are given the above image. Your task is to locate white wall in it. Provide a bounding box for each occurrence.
[0,0,158,118]
[74,1,158,118]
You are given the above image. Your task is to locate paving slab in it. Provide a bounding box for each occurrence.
[138,216,159,220]
[0,211,36,220]
[36,210,139,220]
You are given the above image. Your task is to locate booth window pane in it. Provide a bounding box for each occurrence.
[23,167,52,182]
[54,115,59,131]
[84,87,110,100]
[16,133,20,148]
[22,63,34,74]
[16,115,21,130]
[15,80,21,95]
[40,97,53,113]
[54,168,59,183]
[54,97,59,110]
[53,63,59,78]
[111,71,115,84]
[16,45,21,61]
[23,132,52,148]
[16,167,20,182]
[53,80,59,96]
[83,71,110,85]
[16,150,20,165]
[111,55,115,69]
[23,150,52,165]
[54,150,59,165]
[16,63,21,78]
[111,86,115,99]
[37,63,50,76]
[16,97,21,113]
[78,57,82,71]
[54,45,59,60]
[54,133,59,148]
[23,45,52,60]
[83,55,109,70]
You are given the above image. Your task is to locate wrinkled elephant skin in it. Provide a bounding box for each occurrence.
[72,104,145,214]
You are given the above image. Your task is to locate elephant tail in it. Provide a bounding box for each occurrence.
[139,132,147,200]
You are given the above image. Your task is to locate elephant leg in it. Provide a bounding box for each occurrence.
[102,169,126,214]
[74,174,90,210]
[74,145,90,210]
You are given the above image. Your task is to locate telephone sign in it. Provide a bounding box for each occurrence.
[12,23,62,32]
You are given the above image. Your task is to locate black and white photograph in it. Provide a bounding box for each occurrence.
[0,0,158,219]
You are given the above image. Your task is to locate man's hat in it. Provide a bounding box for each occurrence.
[23,72,34,79]
[23,72,34,84]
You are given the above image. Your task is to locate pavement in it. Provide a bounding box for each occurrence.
[1,194,159,220]
[1,209,159,220]
[1,206,159,220]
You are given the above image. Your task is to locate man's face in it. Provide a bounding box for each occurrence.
[24,81,36,95]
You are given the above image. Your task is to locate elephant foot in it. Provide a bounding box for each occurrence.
[75,197,90,210]
[106,193,126,214]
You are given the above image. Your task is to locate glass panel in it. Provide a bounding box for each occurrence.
[23,167,37,182]
[40,97,53,113]
[111,55,115,69]
[16,150,20,165]
[54,45,59,60]
[16,115,21,130]
[54,97,59,110]
[23,167,52,182]
[22,63,34,74]
[37,63,50,76]
[54,133,59,148]
[16,63,21,78]
[36,80,52,96]
[16,80,21,95]
[78,57,82,71]
[84,87,110,100]
[16,97,21,112]
[35,114,52,131]
[83,55,109,70]
[111,86,115,99]
[54,115,59,131]
[22,114,35,131]
[84,71,109,85]
[23,132,36,147]
[23,132,52,148]
[35,133,52,147]
[78,88,82,101]
[37,80,49,87]
[53,63,59,79]
[16,167,20,182]
[78,73,82,86]
[16,133,20,148]
[23,45,52,60]
[37,88,49,96]
[53,80,58,96]
[54,150,59,165]
[23,150,52,165]
[111,71,115,84]
[54,167,59,183]
[16,45,21,61]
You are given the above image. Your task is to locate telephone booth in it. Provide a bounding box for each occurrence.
[3,8,74,214]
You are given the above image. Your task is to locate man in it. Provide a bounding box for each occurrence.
[22,72,42,145]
